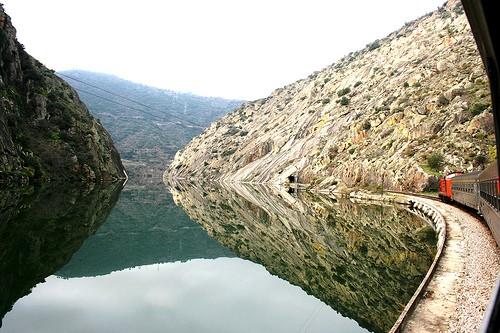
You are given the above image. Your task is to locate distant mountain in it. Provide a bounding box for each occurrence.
[59,70,242,182]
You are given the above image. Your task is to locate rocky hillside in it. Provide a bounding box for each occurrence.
[0,7,125,183]
[168,0,494,192]
[60,70,241,183]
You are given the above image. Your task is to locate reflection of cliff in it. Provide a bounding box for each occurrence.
[57,185,234,278]
[0,182,122,326]
[170,182,436,333]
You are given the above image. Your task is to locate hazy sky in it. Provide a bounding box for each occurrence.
[3,0,445,100]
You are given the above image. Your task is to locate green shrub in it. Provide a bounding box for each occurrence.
[403,82,410,88]
[225,127,240,135]
[474,154,487,167]
[440,10,451,19]
[337,87,351,97]
[437,95,449,106]
[453,3,464,14]
[427,153,444,171]
[354,81,362,88]
[362,121,371,131]
[469,103,488,116]
[48,130,60,141]
[367,40,380,51]
[387,139,395,148]
[488,145,497,161]
[328,146,339,159]
[322,98,330,105]
[338,96,350,106]
[222,148,236,157]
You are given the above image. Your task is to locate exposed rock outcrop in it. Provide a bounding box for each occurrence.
[168,1,493,191]
[0,6,125,183]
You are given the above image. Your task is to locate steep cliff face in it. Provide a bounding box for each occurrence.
[168,1,493,191]
[0,6,125,183]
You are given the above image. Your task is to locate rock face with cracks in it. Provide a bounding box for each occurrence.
[168,0,493,191]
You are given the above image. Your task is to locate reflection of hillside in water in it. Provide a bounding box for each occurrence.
[0,182,123,326]
[57,185,234,278]
[170,182,436,333]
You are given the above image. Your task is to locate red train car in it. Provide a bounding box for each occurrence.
[438,173,461,201]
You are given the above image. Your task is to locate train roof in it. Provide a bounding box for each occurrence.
[452,171,482,182]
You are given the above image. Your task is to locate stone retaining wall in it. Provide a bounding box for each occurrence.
[389,198,447,333]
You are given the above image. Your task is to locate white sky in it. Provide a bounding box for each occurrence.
[3,0,445,100]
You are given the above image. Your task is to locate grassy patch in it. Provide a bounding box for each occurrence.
[420,164,442,177]
[469,103,489,116]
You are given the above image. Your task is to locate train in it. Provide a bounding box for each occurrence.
[438,161,500,246]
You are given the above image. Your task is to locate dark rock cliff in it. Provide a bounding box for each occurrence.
[0,6,125,183]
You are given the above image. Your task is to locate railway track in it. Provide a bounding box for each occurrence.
[386,190,487,224]
[386,190,441,202]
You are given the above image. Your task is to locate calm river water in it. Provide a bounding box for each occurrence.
[0,181,436,333]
